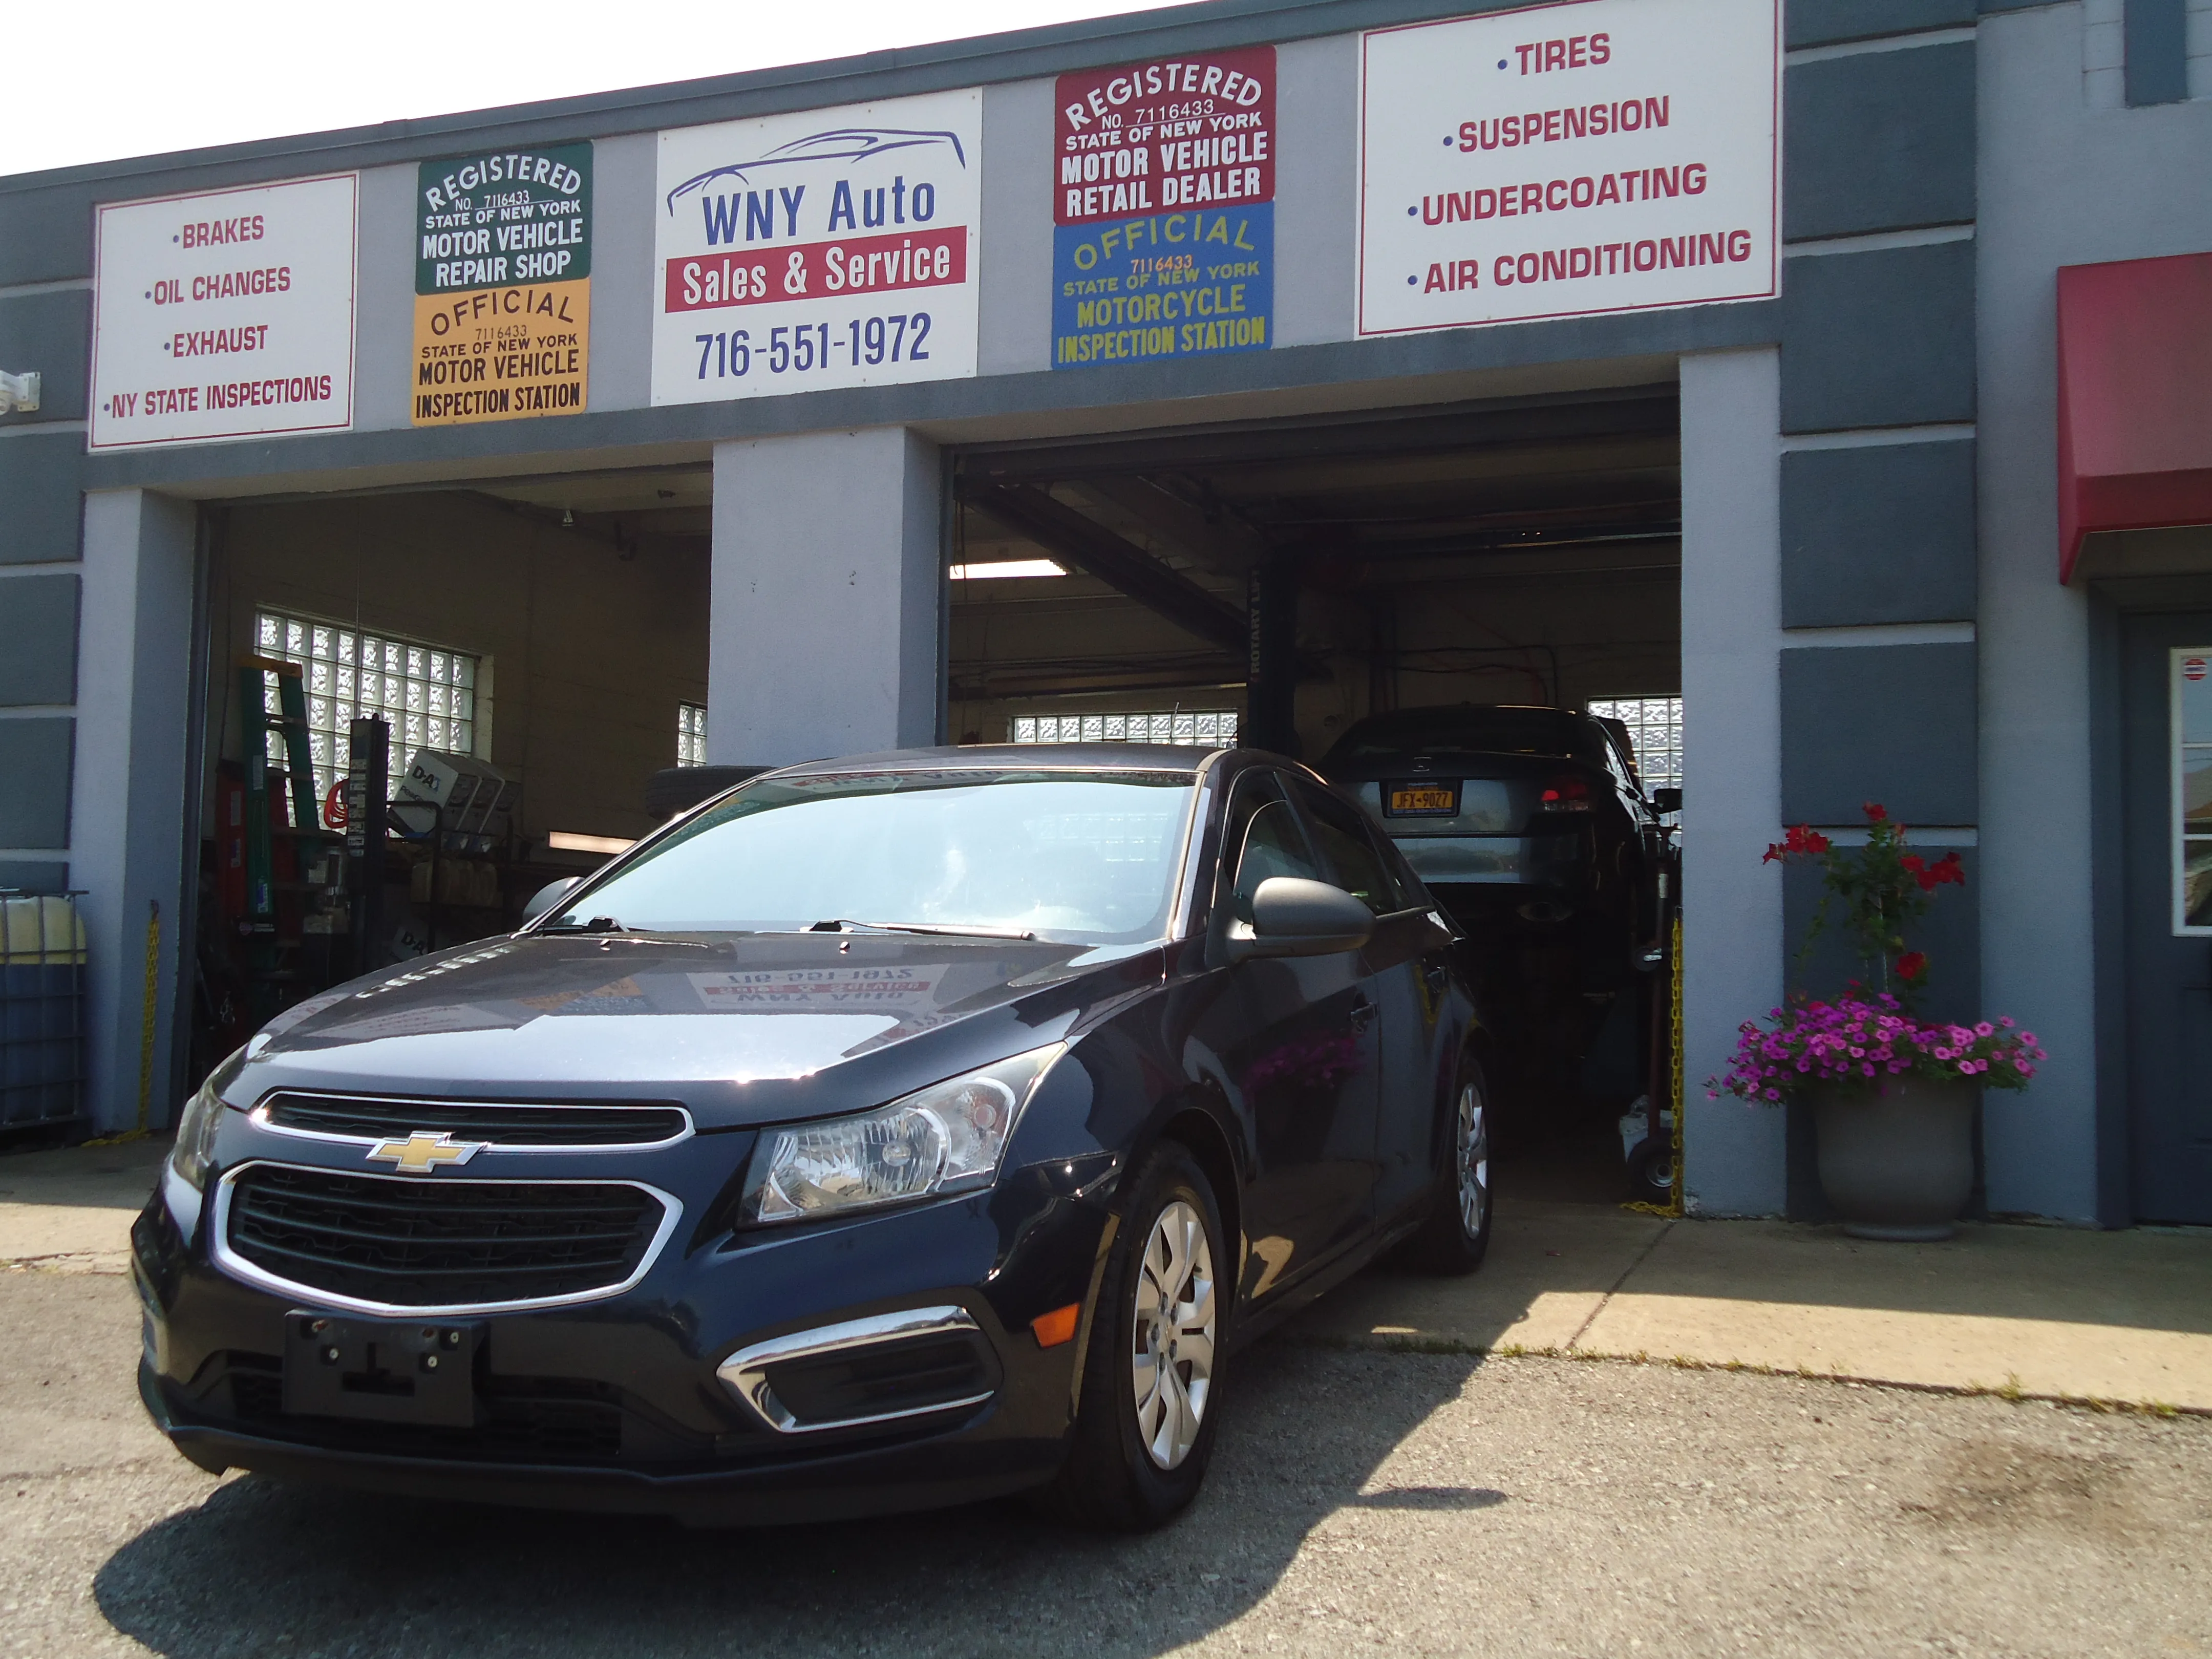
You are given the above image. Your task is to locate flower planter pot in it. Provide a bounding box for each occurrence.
[1807,1078,1977,1241]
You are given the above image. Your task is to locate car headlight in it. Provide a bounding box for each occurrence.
[170,1049,244,1193]
[743,1044,1065,1225]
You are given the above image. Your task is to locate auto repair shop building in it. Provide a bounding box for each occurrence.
[3,0,2211,1226]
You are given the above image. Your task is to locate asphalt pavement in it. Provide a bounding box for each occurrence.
[5,1266,2208,1658]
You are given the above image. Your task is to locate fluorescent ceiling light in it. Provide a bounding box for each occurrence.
[548,831,634,855]
[950,559,1068,580]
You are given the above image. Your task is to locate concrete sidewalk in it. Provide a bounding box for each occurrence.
[1292,1196,2212,1412]
[5,1136,2209,1411]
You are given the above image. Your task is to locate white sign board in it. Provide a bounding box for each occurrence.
[1357,0,1778,336]
[90,175,356,448]
[652,89,982,404]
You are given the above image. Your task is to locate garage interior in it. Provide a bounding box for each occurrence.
[185,383,1682,1172]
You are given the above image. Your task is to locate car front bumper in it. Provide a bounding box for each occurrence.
[132,1128,1112,1523]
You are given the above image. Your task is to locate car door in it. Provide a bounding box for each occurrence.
[1194,768,1381,1305]
[1296,777,1456,1226]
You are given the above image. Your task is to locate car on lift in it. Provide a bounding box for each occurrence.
[134,746,1491,1532]
[1317,706,1677,1116]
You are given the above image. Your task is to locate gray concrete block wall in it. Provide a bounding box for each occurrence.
[0,430,85,564]
[0,289,92,424]
[0,574,80,704]
[1780,440,1977,625]
[1788,0,1976,48]
[1780,241,1977,433]
[0,719,74,848]
[1784,44,1976,241]
[1778,641,1980,825]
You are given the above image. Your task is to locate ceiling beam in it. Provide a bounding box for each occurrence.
[1065,475,1267,576]
[957,480,1248,655]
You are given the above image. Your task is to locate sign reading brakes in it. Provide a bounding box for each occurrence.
[651,89,982,403]
[1052,46,1274,370]
[412,143,593,426]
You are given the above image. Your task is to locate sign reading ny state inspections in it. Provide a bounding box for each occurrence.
[1054,47,1274,370]
[652,89,982,404]
[89,175,356,449]
[1357,0,1778,335]
[412,143,592,426]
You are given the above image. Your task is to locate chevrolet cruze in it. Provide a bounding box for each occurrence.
[135,746,1493,1529]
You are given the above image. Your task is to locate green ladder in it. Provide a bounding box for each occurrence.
[238,656,320,1020]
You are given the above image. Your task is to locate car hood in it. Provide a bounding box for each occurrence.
[221,931,1161,1129]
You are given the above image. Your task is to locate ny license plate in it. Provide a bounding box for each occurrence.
[1385,783,1460,818]
[282,1311,480,1425]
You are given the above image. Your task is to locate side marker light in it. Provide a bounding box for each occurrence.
[1031,1303,1081,1348]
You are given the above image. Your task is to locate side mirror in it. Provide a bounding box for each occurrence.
[522,877,583,924]
[1226,877,1375,962]
[1651,786,1682,814]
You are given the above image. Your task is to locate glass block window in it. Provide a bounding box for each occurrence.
[678,702,709,767]
[2173,649,2212,933]
[254,610,479,802]
[1587,696,1682,790]
[1009,710,1239,747]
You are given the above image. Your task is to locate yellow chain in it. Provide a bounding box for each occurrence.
[1623,911,1686,1218]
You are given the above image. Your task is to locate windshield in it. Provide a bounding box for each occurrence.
[546,769,1198,945]
[1325,707,1603,764]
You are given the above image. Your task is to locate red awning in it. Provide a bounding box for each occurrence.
[2057,252,2212,582]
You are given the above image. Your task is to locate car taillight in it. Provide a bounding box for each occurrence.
[1537,775,1592,813]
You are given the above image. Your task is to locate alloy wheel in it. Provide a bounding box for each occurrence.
[1131,1198,1217,1470]
[1456,1082,1491,1238]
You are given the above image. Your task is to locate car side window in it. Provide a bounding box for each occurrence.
[1293,780,1400,912]
[1227,778,1323,923]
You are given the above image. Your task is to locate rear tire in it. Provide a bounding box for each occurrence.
[1401,1062,1494,1275]
[1034,1142,1228,1532]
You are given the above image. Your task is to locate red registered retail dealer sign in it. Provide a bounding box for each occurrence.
[1356,0,1779,335]
[2186,658,2207,682]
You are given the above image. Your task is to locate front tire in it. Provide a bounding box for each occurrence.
[1037,1142,1226,1531]
[1401,1064,1494,1274]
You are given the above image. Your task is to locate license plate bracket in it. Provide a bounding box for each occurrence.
[1385,782,1460,818]
[282,1311,481,1426]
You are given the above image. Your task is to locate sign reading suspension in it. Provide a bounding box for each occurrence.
[651,90,982,403]
[1053,46,1274,369]
[1357,0,1778,335]
[412,143,592,426]
[89,175,356,449]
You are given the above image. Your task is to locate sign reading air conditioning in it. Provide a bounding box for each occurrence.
[651,89,982,404]
[1357,0,1779,336]
[411,143,592,427]
[1051,46,1275,369]
[89,174,357,449]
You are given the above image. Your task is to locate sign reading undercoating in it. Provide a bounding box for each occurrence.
[651,89,982,403]
[411,143,592,426]
[89,174,357,449]
[1357,0,1778,334]
[1052,47,1274,369]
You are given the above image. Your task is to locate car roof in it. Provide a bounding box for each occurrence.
[763,743,1221,780]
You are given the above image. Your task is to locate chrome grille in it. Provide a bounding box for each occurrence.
[259,1093,689,1148]
[221,1164,671,1310]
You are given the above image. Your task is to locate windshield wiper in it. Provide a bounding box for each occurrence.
[808,918,1036,941]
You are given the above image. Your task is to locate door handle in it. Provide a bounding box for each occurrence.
[1348,993,1377,1031]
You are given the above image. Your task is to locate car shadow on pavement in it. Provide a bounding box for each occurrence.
[94,1337,1489,1659]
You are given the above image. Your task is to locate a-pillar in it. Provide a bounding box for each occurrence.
[74,489,199,1134]
[708,428,943,765]
[1678,347,1789,1216]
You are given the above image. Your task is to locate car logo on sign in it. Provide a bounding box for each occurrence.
[367,1131,484,1175]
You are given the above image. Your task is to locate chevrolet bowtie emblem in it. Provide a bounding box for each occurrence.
[367,1130,484,1175]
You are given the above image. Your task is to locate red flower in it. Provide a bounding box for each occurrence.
[1763,823,1835,862]
[1896,951,1928,983]
[1862,802,1888,823]
[1928,850,1965,887]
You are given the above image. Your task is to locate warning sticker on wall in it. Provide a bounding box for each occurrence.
[1051,47,1275,370]
[411,143,592,426]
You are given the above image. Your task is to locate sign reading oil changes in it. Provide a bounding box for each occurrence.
[412,142,592,426]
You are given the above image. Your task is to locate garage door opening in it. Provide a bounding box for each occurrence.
[948,387,1683,1192]
[185,466,712,1087]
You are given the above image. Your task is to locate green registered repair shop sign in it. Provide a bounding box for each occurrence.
[412,143,593,427]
